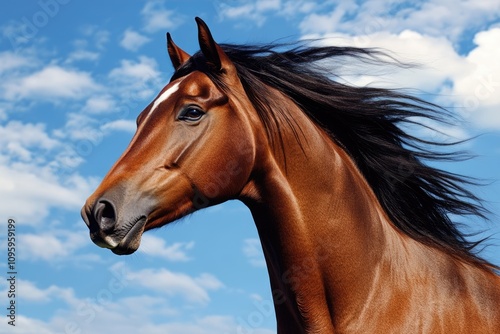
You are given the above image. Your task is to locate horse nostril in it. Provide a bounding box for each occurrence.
[94,199,116,233]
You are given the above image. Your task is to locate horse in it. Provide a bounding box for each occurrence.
[81,17,500,333]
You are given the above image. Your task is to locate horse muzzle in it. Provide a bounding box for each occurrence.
[81,185,153,255]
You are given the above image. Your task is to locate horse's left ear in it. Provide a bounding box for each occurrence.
[167,32,191,70]
[195,17,234,74]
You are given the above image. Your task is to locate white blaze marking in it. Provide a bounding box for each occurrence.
[144,81,181,123]
[117,81,182,160]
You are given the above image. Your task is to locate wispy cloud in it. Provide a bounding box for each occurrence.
[107,55,163,101]
[109,56,160,83]
[0,121,58,152]
[2,65,100,100]
[298,0,500,42]
[0,162,98,224]
[139,234,195,261]
[63,26,109,64]
[120,28,151,52]
[0,120,99,224]
[218,0,283,26]
[84,95,117,114]
[79,25,110,50]
[116,262,224,305]
[141,1,183,33]
[66,49,100,63]
[18,229,90,262]
[0,50,35,73]
[100,119,136,134]
[243,238,266,267]
[0,274,271,333]
[0,279,77,305]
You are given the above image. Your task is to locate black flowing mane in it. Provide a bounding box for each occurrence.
[173,42,497,269]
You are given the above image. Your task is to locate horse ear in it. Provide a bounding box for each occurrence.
[167,32,191,70]
[195,17,233,73]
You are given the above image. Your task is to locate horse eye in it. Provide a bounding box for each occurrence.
[179,107,205,122]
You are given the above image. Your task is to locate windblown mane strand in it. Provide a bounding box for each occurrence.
[174,43,497,270]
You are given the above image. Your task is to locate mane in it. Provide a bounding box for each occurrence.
[173,42,497,270]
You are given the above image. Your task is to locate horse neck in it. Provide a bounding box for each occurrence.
[240,96,411,330]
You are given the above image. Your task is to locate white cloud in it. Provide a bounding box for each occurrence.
[220,4,255,20]
[2,65,99,100]
[291,2,500,130]
[299,2,357,34]
[0,310,274,334]
[16,280,76,303]
[0,270,268,334]
[386,0,500,41]
[65,27,109,67]
[0,163,98,224]
[0,121,59,153]
[56,112,103,143]
[18,229,90,262]
[298,0,500,41]
[139,234,194,261]
[243,238,266,267]
[447,27,500,128]
[256,0,281,11]
[0,51,34,73]
[105,55,162,103]
[299,26,500,130]
[79,25,110,50]
[141,1,182,33]
[305,30,464,90]
[84,95,117,114]
[0,121,99,224]
[219,0,284,26]
[100,119,136,133]
[120,28,151,51]
[66,49,100,63]
[218,0,500,57]
[126,266,224,304]
[281,0,318,16]
[109,56,160,83]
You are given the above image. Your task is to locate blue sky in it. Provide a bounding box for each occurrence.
[0,0,499,333]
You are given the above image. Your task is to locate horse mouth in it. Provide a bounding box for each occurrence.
[90,216,147,255]
[111,216,147,255]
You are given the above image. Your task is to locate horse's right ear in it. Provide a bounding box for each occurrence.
[196,17,235,75]
[167,32,191,70]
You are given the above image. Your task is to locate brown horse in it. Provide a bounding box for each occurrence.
[82,18,500,333]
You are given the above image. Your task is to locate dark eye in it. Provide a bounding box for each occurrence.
[178,107,205,122]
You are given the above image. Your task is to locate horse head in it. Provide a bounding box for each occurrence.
[81,18,261,255]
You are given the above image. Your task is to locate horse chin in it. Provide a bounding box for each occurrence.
[110,217,147,255]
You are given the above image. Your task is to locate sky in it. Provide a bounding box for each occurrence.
[0,0,499,333]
